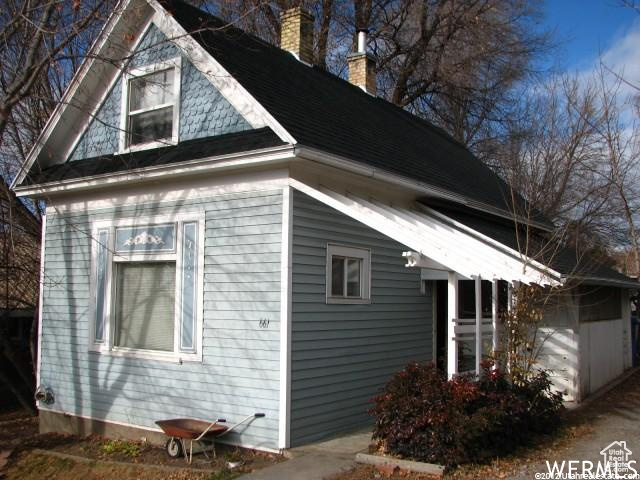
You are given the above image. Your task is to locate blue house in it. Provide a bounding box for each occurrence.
[12,0,637,452]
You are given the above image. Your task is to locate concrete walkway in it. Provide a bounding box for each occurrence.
[237,429,372,480]
[511,369,640,479]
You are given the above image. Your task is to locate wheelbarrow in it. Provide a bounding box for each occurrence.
[155,413,265,464]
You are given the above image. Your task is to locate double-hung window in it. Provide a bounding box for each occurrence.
[90,215,203,362]
[120,58,181,151]
[326,244,371,304]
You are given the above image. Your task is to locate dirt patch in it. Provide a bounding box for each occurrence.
[47,435,281,473]
[4,451,213,480]
[0,409,283,479]
[328,464,440,480]
[0,414,39,450]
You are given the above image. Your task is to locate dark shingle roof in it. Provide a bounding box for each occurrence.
[161,0,547,225]
[428,203,638,287]
[24,128,284,185]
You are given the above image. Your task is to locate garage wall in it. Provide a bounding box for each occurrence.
[537,287,631,402]
[537,293,580,401]
[579,319,625,395]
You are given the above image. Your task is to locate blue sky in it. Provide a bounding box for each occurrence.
[543,0,638,71]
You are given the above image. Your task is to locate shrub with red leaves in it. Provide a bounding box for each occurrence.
[370,361,564,467]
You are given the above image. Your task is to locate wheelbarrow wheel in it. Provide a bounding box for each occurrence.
[165,437,183,458]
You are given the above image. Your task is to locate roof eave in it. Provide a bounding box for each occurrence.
[14,144,295,198]
[295,145,555,233]
[563,275,640,289]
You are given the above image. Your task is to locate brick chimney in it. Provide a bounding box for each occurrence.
[280,7,314,65]
[348,29,376,95]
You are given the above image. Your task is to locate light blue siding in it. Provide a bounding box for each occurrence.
[290,191,433,446]
[69,24,251,161]
[40,190,282,449]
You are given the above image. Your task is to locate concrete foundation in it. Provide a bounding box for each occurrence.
[39,409,167,445]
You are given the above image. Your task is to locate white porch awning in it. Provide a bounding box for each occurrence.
[291,180,562,286]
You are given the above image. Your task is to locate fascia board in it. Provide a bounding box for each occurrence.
[14,144,295,197]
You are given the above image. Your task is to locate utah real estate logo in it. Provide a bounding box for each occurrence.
[539,440,638,479]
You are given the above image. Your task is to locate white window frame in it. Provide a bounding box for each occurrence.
[119,57,182,153]
[326,243,371,304]
[89,213,204,363]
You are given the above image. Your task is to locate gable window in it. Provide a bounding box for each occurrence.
[326,244,371,304]
[90,215,203,362]
[121,58,181,151]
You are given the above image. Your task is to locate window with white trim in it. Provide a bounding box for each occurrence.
[121,58,181,150]
[326,244,371,304]
[90,215,203,362]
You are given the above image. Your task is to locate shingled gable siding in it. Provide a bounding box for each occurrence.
[69,24,252,161]
[289,190,433,446]
[39,190,282,449]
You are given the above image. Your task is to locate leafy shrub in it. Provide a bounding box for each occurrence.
[513,368,564,434]
[100,439,144,458]
[370,361,564,467]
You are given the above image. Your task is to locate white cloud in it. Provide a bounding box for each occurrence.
[527,17,640,137]
[598,16,640,99]
[567,17,640,130]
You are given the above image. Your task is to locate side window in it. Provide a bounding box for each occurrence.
[326,244,371,304]
[90,217,202,362]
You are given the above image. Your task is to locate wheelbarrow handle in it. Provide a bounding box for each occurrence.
[195,422,217,441]
[216,413,266,439]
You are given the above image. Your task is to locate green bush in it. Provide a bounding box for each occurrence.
[370,361,564,467]
[100,439,144,458]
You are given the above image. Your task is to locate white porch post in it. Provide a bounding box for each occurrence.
[475,276,482,375]
[507,282,514,311]
[492,279,499,359]
[447,271,458,378]
[506,281,514,373]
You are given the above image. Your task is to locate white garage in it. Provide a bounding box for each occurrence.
[538,285,633,402]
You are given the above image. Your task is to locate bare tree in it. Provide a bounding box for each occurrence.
[0,0,114,411]
[0,178,40,413]
[0,0,113,158]
[591,63,640,276]
[494,75,610,239]
[208,0,551,152]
